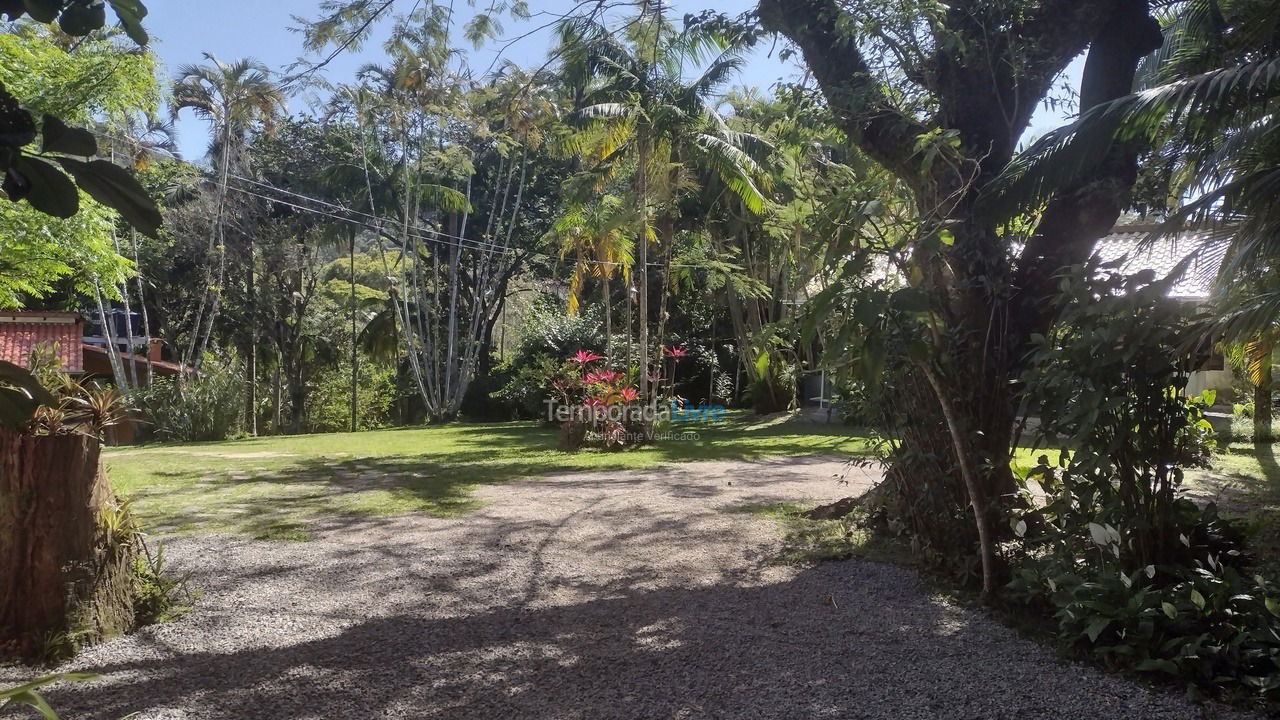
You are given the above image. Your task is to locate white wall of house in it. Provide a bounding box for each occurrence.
[1187,369,1234,404]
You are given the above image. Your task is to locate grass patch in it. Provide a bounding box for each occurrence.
[729,500,910,566]
[1186,441,1280,578]
[107,414,870,540]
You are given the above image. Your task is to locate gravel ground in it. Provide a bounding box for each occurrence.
[2,455,1259,719]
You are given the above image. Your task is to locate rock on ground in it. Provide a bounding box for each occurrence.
[1,456,1259,719]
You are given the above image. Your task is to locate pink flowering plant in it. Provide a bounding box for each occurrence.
[662,344,689,403]
[550,350,649,451]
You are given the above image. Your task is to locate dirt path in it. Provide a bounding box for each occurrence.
[4,456,1256,719]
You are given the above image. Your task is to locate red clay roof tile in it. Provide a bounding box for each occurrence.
[0,312,84,372]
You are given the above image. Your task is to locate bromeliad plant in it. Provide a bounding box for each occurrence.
[1,673,98,720]
[21,342,133,439]
[553,350,647,451]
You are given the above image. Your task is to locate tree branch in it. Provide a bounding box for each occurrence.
[934,0,1123,172]
[758,0,930,184]
[1013,0,1164,335]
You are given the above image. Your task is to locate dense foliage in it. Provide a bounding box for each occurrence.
[5,0,1280,707]
[1010,264,1280,707]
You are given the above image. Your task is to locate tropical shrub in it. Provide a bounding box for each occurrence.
[134,359,243,442]
[21,341,134,439]
[305,356,396,433]
[549,350,648,450]
[505,300,606,368]
[493,355,562,420]
[745,324,798,414]
[494,301,605,418]
[1009,515,1280,706]
[1012,264,1280,708]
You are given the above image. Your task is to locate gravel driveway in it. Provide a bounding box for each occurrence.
[3,456,1257,719]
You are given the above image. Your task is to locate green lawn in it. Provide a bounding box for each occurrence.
[106,414,870,541]
[1187,442,1280,576]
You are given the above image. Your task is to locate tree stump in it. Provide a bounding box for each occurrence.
[0,427,136,661]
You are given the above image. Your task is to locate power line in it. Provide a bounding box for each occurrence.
[224,184,513,259]
[223,171,727,271]
[227,172,497,252]
[99,128,733,271]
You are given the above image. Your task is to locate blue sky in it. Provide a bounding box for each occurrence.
[144,0,1081,161]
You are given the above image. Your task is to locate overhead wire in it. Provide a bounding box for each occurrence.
[220,170,727,271]
[98,128,735,271]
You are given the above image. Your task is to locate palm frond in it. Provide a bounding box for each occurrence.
[692,133,767,213]
[416,183,470,213]
[981,57,1280,220]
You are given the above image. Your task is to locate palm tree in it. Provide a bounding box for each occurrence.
[548,195,636,361]
[171,54,285,433]
[555,4,766,402]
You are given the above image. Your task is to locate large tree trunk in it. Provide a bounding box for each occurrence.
[0,429,135,662]
[761,0,1162,593]
[1255,380,1272,441]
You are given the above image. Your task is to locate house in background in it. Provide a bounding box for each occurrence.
[84,306,148,355]
[0,311,85,374]
[1093,224,1234,404]
[0,310,188,385]
[0,310,192,443]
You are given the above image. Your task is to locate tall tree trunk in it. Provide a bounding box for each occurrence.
[625,278,633,371]
[636,136,650,401]
[110,233,138,391]
[105,152,139,391]
[603,273,612,362]
[128,230,155,389]
[350,230,358,433]
[272,359,282,434]
[286,349,305,435]
[444,219,461,416]
[93,284,129,392]
[653,214,675,377]
[185,121,235,369]
[246,237,258,436]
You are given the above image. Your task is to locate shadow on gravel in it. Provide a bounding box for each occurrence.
[39,565,1218,720]
[27,459,1245,720]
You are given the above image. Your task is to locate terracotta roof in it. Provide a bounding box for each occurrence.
[1093,226,1227,300]
[0,312,83,372]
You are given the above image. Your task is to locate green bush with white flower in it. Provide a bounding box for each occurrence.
[1009,264,1280,709]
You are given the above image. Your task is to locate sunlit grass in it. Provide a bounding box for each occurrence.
[726,499,911,566]
[105,413,871,540]
[1186,441,1280,577]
